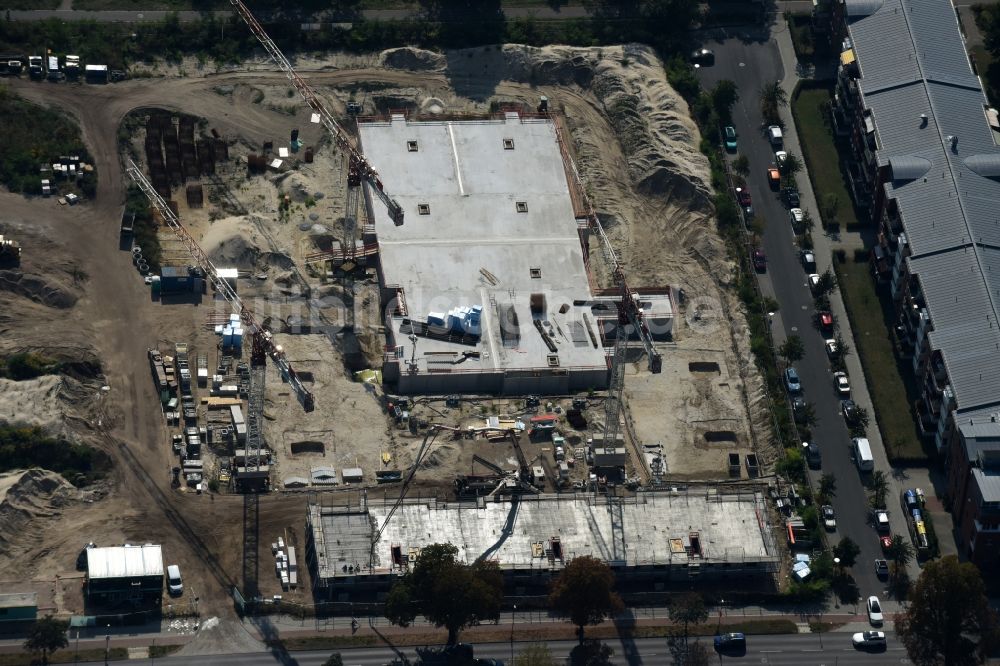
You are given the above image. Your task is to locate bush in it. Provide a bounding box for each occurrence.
[0,423,111,486]
[0,353,58,380]
[853,247,869,263]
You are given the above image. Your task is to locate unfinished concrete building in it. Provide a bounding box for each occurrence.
[354,111,674,395]
[305,488,779,598]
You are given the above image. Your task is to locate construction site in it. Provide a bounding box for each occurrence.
[0,1,779,632]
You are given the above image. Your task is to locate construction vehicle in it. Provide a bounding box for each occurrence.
[0,235,21,265]
[228,0,404,226]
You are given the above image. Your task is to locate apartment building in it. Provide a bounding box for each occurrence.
[830,0,1000,565]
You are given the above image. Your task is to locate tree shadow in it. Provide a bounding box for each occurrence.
[611,609,642,666]
[443,47,509,104]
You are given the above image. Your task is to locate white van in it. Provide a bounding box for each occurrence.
[768,125,783,147]
[853,437,874,472]
[167,564,183,595]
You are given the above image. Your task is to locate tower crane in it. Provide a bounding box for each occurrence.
[125,160,315,414]
[228,0,404,226]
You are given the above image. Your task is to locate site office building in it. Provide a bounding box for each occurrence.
[85,545,164,604]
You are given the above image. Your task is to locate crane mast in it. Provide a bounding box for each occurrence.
[125,160,315,413]
[228,0,404,226]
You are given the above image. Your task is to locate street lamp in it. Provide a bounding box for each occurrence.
[105,626,111,666]
[510,605,516,663]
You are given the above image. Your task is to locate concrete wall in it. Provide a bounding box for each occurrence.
[381,361,608,395]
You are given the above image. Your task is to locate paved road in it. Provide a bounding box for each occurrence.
[693,29,895,600]
[65,634,908,665]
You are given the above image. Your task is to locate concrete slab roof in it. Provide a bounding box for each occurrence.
[359,114,607,372]
[0,592,36,609]
[311,490,777,580]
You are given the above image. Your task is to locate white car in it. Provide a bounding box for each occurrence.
[825,338,839,360]
[853,631,886,648]
[833,371,850,396]
[167,564,183,596]
[775,150,788,167]
[821,504,836,531]
[789,207,805,228]
[808,273,821,294]
[867,595,883,625]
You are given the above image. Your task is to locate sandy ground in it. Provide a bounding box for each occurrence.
[0,42,773,643]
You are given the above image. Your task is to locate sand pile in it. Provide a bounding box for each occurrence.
[0,469,79,556]
[0,376,68,430]
[201,217,263,269]
[0,270,78,308]
[382,47,446,72]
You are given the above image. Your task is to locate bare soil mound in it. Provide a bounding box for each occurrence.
[382,47,446,72]
[0,270,78,308]
[0,469,79,556]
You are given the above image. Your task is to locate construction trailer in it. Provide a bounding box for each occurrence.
[85,545,164,604]
[84,64,108,84]
[0,235,21,265]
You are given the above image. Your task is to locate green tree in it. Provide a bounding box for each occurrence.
[514,643,556,666]
[759,81,788,123]
[384,543,502,645]
[23,615,69,665]
[887,535,914,574]
[549,556,624,641]
[896,555,1000,666]
[668,592,708,647]
[978,4,1000,60]
[833,536,860,568]
[711,79,739,123]
[849,406,870,438]
[568,639,614,666]
[323,653,344,666]
[780,153,802,177]
[814,270,837,297]
[779,335,805,363]
[732,154,750,177]
[868,470,889,509]
[514,644,556,666]
[819,473,837,501]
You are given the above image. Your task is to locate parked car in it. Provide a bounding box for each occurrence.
[767,124,783,147]
[767,166,781,190]
[785,367,802,393]
[822,504,836,530]
[867,596,884,625]
[833,371,851,396]
[825,338,840,360]
[775,150,788,169]
[808,273,821,294]
[874,559,890,579]
[841,398,859,425]
[714,632,746,653]
[691,48,715,66]
[789,207,805,230]
[880,535,893,551]
[724,125,737,151]
[167,564,184,596]
[817,311,834,333]
[873,509,890,533]
[804,441,821,469]
[800,250,817,272]
[782,187,800,207]
[736,187,753,218]
[853,631,886,649]
[791,395,808,422]
[752,248,767,272]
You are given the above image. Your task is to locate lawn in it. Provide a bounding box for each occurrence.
[791,84,860,230]
[834,256,927,462]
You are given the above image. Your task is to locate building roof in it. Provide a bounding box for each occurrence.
[0,592,36,609]
[86,545,163,579]
[358,113,608,373]
[848,0,1000,414]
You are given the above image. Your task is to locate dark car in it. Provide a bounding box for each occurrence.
[714,632,746,653]
[791,395,808,422]
[804,441,822,469]
[752,248,767,272]
[874,559,889,579]
[842,399,859,425]
[691,48,715,66]
[782,187,801,208]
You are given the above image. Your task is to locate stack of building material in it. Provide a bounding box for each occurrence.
[219,314,244,352]
[271,538,297,590]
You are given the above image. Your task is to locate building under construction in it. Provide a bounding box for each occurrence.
[305,487,780,598]
[354,111,674,395]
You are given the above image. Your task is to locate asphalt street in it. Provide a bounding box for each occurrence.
[67,634,908,665]
[693,32,890,598]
